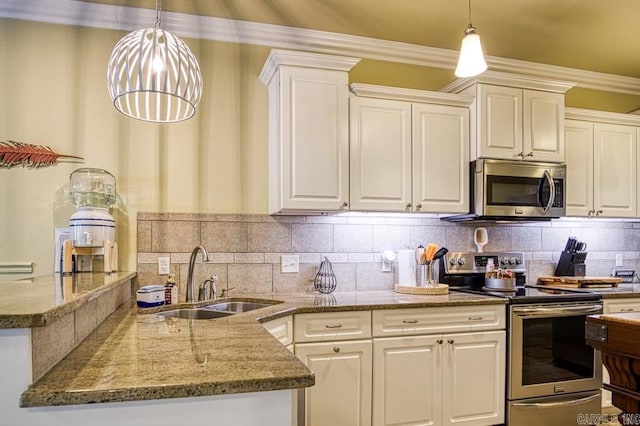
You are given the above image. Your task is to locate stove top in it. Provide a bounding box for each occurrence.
[451,285,602,304]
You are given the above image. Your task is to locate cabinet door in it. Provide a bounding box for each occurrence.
[296,340,372,426]
[593,122,637,217]
[412,103,469,213]
[373,335,441,426]
[564,120,594,216]
[476,84,522,160]
[524,90,565,162]
[349,96,412,211]
[442,331,505,426]
[274,67,349,212]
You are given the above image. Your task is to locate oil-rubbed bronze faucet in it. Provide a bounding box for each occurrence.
[186,245,210,303]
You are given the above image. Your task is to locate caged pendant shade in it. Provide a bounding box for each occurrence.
[454,0,487,78]
[107,2,203,123]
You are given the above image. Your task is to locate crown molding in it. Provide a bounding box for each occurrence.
[349,83,474,107]
[259,50,360,86]
[565,107,640,126]
[441,70,577,94]
[3,0,640,96]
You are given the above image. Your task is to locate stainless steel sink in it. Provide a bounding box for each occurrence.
[157,309,233,320]
[203,301,276,313]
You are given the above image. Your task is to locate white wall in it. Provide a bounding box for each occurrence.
[0,18,271,277]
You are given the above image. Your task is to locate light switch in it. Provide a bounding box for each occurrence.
[281,255,299,273]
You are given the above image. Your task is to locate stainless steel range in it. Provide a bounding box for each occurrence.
[439,251,603,425]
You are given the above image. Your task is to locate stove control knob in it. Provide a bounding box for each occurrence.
[500,258,509,266]
[457,258,466,266]
[449,258,458,266]
[508,257,517,265]
[514,257,522,265]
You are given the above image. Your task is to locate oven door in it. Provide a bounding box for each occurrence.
[476,159,565,218]
[509,302,602,400]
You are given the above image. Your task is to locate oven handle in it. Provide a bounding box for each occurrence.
[540,169,555,214]
[511,393,600,409]
[512,304,602,318]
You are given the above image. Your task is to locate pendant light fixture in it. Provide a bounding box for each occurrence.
[454,0,488,78]
[107,0,203,123]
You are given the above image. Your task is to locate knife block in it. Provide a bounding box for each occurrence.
[554,251,586,277]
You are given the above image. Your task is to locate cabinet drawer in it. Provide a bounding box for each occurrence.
[294,311,372,342]
[372,305,505,337]
[604,298,640,314]
[262,315,293,346]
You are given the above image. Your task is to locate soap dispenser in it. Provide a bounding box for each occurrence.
[164,274,178,305]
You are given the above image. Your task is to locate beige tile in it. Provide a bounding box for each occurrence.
[444,225,476,252]
[248,223,292,252]
[373,225,411,252]
[273,264,317,293]
[201,222,248,252]
[326,263,356,292]
[512,227,542,251]
[409,225,447,249]
[292,223,333,253]
[151,221,200,252]
[137,221,152,252]
[356,263,394,291]
[136,263,179,287]
[234,253,265,263]
[334,224,373,252]
[228,264,273,293]
[482,226,512,252]
[31,312,75,381]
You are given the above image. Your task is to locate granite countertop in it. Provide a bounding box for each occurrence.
[20,289,504,407]
[0,272,137,328]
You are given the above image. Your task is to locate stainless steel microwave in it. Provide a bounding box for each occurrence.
[468,159,566,220]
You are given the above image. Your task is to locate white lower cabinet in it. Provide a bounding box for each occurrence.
[293,306,505,426]
[295,340,372,426]
[373,331,505,426]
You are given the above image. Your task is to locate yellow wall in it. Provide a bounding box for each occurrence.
[0,18,271,276]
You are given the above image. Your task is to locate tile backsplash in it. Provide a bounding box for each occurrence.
[137,213,640,300]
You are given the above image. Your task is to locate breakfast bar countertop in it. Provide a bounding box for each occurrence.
[20,289,506,407]
[0,272,137,328]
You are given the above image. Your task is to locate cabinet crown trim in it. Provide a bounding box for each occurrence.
[259,49,361,86]
[565,107,640,126]
[441,70,576,94]
[349,83,474,107]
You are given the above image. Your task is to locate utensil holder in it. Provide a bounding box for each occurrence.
[314,257,337,294]
[416,262,437,287]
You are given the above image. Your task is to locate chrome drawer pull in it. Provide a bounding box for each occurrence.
[468,316,484,321]
[620,308,635,312]
[402,319,419,324]
[325,324,343,329]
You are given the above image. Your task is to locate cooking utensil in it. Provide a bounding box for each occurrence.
[415,246,425,265]
[432,247,449,261]
[424,243,438,263]
[474,227,488,253]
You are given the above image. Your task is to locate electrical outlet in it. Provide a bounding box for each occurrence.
[158,256,170,275]
[281,255,299,273]
[616,253,624,267]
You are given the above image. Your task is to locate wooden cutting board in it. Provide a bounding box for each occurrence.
[537,276,622,288]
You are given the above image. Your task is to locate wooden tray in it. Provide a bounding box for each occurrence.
[394,284,449,295]
[537,276,622,288]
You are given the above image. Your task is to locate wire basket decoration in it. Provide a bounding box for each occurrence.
[314,257,337,294]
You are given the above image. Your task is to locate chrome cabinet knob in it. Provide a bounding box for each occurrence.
[437,339,443,344]
[333,346,340,353]
[341,202,348,207]
[447,339,454,344]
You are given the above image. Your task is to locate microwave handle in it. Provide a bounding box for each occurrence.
[540,169,555,214]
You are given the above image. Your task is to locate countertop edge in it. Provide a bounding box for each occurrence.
[0,272,137,329]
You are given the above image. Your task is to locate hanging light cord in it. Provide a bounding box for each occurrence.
[155,0,161,30]
[467,0,474,29]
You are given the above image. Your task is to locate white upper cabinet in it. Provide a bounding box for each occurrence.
[565,108,640,218]
[260,50,360,214]
[412,103,469,213]
[442,71,574,163]
[349,96,413,211]
[349,84,472,214]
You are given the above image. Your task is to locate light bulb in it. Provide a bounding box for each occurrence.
[455,27,487,78]
[152,52,165,73]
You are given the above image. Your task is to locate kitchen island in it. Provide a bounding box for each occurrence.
[2,272,510,426]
